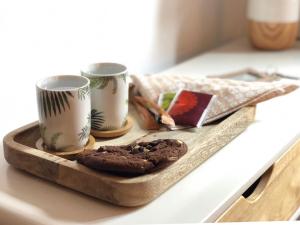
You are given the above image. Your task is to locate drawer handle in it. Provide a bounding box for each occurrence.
[242,165,274,203]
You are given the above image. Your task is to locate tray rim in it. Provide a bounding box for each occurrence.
[3,107,256,206]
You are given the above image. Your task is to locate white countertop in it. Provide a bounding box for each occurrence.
[1,39,300,225]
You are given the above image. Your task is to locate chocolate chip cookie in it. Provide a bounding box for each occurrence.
[77,139,187,175]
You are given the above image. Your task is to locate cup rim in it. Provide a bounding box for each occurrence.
[36,75,90,92]
[80,62,128,77]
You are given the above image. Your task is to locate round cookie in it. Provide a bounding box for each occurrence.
[77,139,187,176]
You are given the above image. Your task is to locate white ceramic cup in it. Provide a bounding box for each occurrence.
[36,75,91,151]
[81,63,128,131]
[247,0,299,23]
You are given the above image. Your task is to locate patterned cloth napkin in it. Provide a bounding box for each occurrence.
[131,73,298,124]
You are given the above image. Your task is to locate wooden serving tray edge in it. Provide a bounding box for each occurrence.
[3,107,256,207]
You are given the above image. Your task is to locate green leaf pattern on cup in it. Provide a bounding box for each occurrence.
[78,86,90,100]
[78,113,91,142]
[101,125,119,131]
[39,90,74,118]
[50,132,62,150]
[89,75,128,95]
[90,76,117,94]
[91,109,105,130]
[78,126,89,142]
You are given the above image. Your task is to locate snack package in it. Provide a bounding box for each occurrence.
[158,92,176,111]
[167,90,215,128]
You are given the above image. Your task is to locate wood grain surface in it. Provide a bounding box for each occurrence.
[3,106,255,207]
[217,138,300,222]
[35,135,95,160]
[249,20,298,50]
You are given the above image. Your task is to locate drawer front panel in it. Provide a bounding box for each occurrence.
[217,139,300,222]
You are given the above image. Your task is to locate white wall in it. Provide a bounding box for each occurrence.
[299,2,300,36]
[0,0,247,75]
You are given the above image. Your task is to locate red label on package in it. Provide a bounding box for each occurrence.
[167,90,214,127]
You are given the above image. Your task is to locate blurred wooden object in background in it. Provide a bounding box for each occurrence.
[247,0,299,50]
[249,21,298,50]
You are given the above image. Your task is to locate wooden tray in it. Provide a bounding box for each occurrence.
[3,106,255,207]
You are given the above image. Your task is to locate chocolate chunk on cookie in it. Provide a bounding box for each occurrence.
[77,139,187,175]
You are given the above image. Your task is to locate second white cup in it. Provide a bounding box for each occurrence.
[81,63,128,131]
